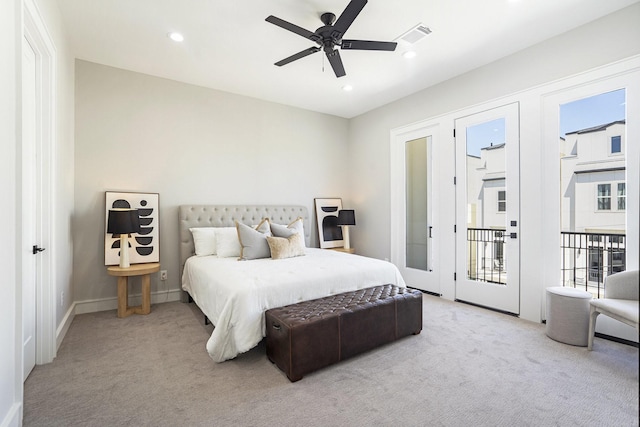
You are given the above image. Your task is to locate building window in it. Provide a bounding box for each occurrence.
[610,235,624,244]
[588,246,603,282]
[497,190,506,212]
[617,183,626,210]
[608,249,626,275]
[597,184,611,210]
[610,135,621,154]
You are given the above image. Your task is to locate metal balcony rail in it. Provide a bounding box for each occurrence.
[467,227,506,285]
[560,231,626,298]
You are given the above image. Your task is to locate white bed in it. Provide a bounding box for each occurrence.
[179,205,406,362]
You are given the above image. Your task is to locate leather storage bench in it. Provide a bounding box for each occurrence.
[265,284,422,381]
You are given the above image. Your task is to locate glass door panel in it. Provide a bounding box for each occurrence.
[406,136,432,272]
[558,89,626,298]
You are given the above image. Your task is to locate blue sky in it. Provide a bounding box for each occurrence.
[465,89,626,157]
[559,88,625,137]
[466,118,505,157]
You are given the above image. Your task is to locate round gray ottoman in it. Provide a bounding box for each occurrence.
[545,286,592,346]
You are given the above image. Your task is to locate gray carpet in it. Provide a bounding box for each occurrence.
[24,294,639,427]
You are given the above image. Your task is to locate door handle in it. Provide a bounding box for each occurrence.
[32,245,45,254]
[428,226,433,238]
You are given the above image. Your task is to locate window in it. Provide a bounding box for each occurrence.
[617,183,626,210]
[497,190,506,212]
[588,247,603,282]
[610,235,624,244]
[609,249,626,274]
[611,135,621,154]
[597,184,611,210]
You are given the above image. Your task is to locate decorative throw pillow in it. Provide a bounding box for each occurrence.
[270,217,306,249]
[215,227,243,258]
[189,227,217,256]
[236,219,272,260]
[266,233,305,260]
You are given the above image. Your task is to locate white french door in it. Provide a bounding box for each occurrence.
[455,103,520,314]
[391,124,440,295]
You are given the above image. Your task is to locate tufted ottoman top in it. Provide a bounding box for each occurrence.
[266,284,419,324]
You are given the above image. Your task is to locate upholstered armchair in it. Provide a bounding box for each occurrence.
[587,270,639,350]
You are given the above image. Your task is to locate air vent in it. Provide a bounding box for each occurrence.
[396,24,432,45]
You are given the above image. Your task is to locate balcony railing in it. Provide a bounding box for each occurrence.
[465,229,627,298]
[467,227,506,285]
[561,231,626,298]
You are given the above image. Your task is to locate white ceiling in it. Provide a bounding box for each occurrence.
[56,0,638,118]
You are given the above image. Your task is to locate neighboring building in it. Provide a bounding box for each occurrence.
[560,121,626,289]
[466,143,507,282]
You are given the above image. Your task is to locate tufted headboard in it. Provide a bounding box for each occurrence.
[178,205,311,278]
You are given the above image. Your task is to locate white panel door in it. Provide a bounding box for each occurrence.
[22,36,37,380]
[455,103,520,314]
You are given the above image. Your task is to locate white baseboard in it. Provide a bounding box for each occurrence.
[56,303,76,350]
[74,289,183,315]
[0,402,22,427]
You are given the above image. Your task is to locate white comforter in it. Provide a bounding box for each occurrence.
[181,248,406,362]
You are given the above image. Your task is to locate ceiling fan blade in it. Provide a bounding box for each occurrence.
[275,47,321,67]
[326,49,346,78]
[332,0,367,37]
[266,15,318,41]
[341,39,397,51]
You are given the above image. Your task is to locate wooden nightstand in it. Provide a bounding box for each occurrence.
[330,247,355,254]
[107,262,160,318]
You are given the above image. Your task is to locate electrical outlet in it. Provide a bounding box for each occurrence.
[160,270,167,281]
[60,291,64,307]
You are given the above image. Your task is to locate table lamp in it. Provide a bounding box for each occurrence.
[107,209,141,268]
[337,209,356,250]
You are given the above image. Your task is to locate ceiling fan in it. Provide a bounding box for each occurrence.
[265,0,397,78]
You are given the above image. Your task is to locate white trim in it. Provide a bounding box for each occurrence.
[23,0,57,365]
[0,403,21,427]
[74,290,183,315]
[56,303,75,350]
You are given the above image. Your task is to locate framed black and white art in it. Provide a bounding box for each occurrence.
[314,198,344,249]
[105,191,159,265]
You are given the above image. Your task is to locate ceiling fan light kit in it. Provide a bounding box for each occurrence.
[266,0,397,78]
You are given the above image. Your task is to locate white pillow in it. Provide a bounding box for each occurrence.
[189,227,217,256]
[215,227,243,258]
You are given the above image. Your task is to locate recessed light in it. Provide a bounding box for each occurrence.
[403,51,417,59]
[342,85,353,92]
[168,32,184,42]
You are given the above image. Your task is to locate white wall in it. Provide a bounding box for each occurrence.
[73,61,349,308]
[1,0,22,424]
[348,4,640,322]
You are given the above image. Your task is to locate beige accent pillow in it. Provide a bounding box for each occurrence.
[236,219,272,260]
[266,233,305,260]
[270,217,305,248]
